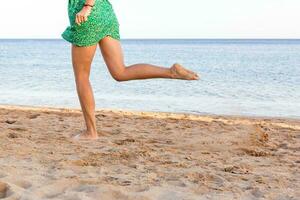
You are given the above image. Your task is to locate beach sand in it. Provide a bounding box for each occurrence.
[0,105,299,200]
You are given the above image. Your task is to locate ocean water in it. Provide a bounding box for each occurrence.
[0,39,299,118]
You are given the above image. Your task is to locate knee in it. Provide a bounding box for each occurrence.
[110,69,128,82]
[112,74,127,82]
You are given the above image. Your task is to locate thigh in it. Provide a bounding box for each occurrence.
[71,44,97,79]
[98,36,125,75]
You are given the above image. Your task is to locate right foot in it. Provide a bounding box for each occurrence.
[170,63,200,80]
[73,130,99,140]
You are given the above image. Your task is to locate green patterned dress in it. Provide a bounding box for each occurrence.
[61,0,120,47]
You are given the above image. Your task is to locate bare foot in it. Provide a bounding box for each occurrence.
[170,63,200,80]
[73,130,99,140]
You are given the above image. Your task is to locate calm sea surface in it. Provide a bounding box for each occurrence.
[0,39,299,118]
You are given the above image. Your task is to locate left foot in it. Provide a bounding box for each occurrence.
[170,63,199,80]
[73,130,99,140]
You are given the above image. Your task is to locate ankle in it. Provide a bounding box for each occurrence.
[86,129,98,136]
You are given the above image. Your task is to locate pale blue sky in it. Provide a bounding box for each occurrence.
[1,0,299,39]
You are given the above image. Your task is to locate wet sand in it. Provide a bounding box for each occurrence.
[0,105,299,200]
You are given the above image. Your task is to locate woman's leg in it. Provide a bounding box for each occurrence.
[98,36,199,81]
[71,44,98,139]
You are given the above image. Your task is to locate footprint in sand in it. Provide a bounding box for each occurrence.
[5,119,17,124]
[7,132,20,139]
[133,185,150,192]
[119,180,132,186]
[27,113,40,119]
[0,182,8,198]
[224,165,250,174]
[96,113,107,119]
[33,179,79,199]
[166,178,186,187]
[0,172,6,179]
[239,147,269,157]
[13,180,32,189]
[111,128,122,135]
[113,138,135,145]
[8,127,27,132]
[251,187,264,198]
[185,172,206,184]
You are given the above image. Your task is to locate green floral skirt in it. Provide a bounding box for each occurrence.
[61,0,120,47]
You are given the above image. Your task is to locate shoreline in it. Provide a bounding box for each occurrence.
[1,104,300,130]
[0,103,299,199]
[1,103,300,120]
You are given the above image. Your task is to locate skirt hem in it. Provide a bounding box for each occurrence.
[61,32,120,47]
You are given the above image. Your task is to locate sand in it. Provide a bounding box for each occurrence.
[0,104,299,200]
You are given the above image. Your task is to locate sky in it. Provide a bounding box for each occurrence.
[0,0,299,39]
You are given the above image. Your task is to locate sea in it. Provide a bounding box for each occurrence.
[0,39,299,118]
